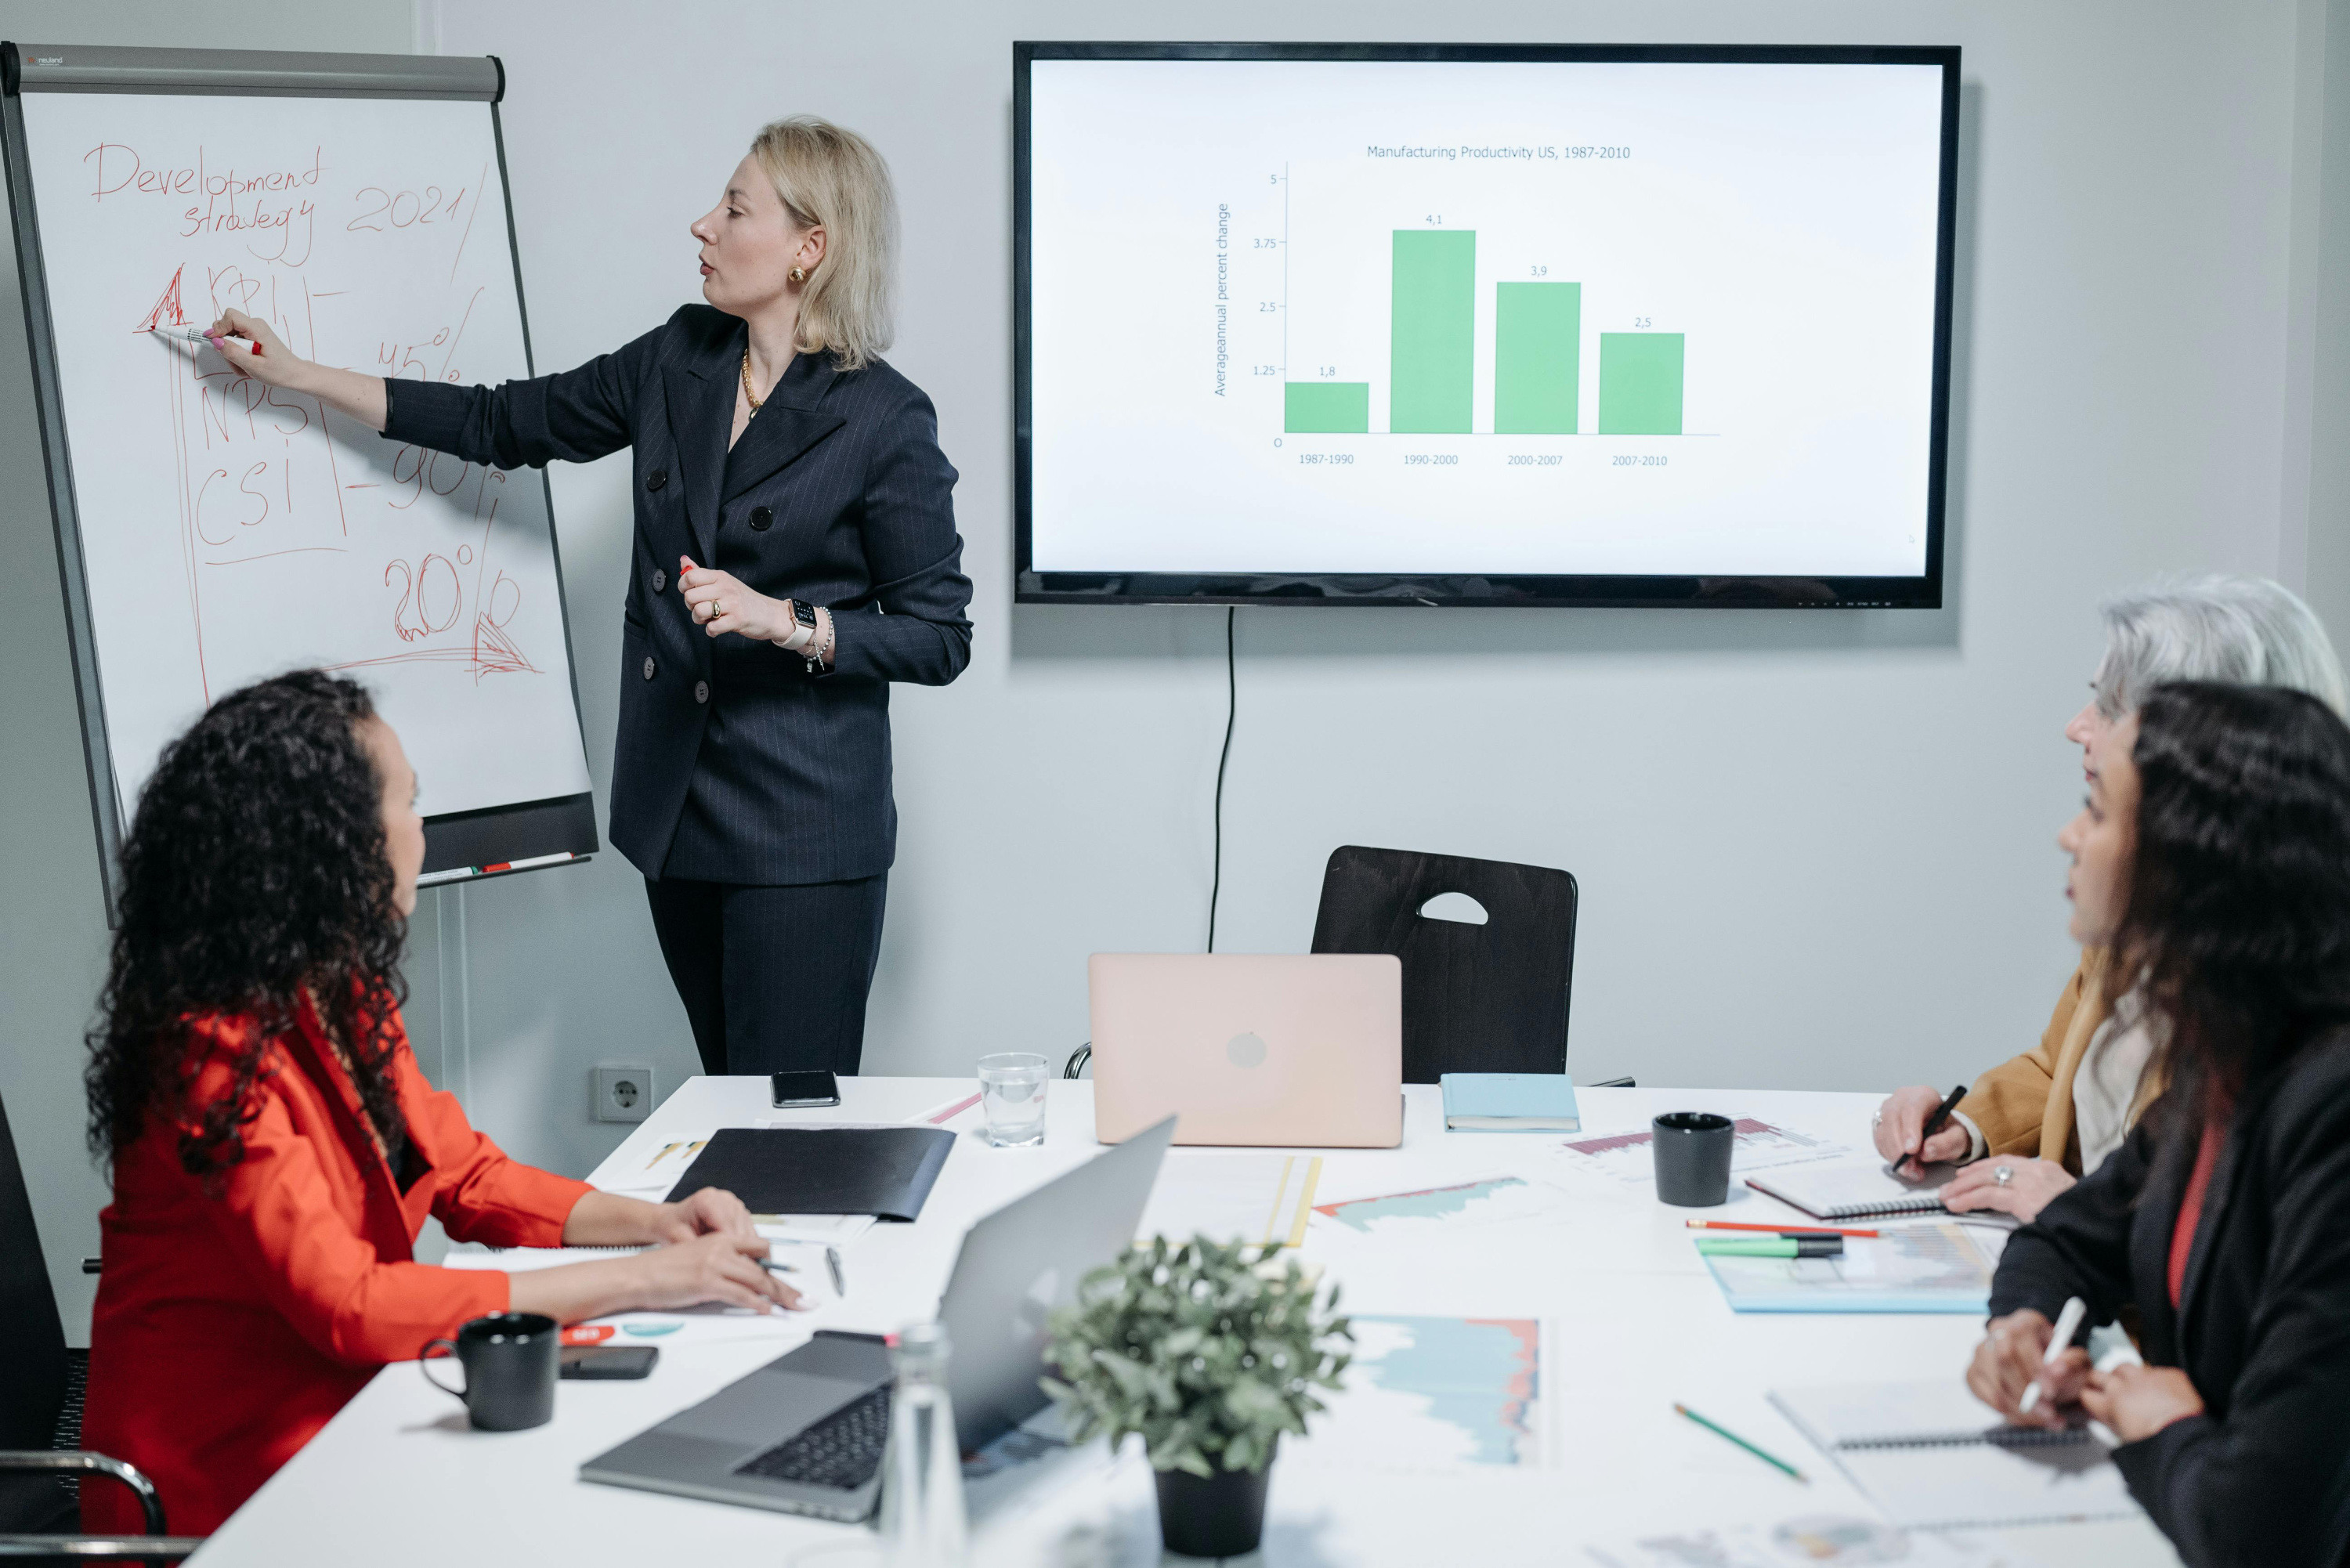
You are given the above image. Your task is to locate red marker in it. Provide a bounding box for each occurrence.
[1685,1219,1880,1238]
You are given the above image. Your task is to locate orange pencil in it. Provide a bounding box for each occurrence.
[1684,1219,1878,1238]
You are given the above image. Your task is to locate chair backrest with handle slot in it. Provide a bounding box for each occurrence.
[1310,845,1578,1083]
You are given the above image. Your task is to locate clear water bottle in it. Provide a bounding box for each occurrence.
[878,1321,967,1567]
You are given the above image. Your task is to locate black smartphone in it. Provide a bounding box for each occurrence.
[772,1069,842,1108]
[560,1345,659,1380]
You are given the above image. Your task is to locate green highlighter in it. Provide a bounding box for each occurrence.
[1695,1235,1845,1259]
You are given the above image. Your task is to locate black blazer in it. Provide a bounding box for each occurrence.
[1989,1028,2350,1568]
[384,305,972,884]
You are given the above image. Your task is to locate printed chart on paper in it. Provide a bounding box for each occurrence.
[1294,1313,1543,1472]
[1310,1174,1574,1241]
[1552,1118,1850,1187]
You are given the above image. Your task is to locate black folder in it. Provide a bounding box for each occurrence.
[660,1126,956,1222]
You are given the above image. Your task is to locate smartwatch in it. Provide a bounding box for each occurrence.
[782,598,822,667]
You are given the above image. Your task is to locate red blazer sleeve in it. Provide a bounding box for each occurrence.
[185,1055,503,1366]
[398,1049,593,1248]
[175,1023,591,1368]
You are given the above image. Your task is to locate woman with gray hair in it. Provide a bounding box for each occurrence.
[1873,576,2348,1223]
[198,115,972,1080]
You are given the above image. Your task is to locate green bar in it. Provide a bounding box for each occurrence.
[1495,282,1581,434]
[1285,381,1370,434]
[1597,333,1684,435]
[1390,230,1475,433]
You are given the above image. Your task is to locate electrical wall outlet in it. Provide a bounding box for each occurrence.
[594,1064,655,1123]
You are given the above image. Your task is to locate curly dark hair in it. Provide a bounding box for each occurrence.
[2119,681,2350,1125]
[88,670,410,1180]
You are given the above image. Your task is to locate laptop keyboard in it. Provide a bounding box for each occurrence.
[734,1387,892,1490]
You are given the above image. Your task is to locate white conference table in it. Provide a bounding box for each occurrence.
[192,1079,2178,1566]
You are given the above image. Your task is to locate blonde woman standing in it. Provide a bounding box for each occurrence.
[206,117,971,1078]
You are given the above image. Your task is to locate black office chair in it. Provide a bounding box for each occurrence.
[0,1087,201,1561]
[1310,845,1578,1084]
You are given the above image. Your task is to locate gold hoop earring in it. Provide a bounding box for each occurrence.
[788,266,807,284]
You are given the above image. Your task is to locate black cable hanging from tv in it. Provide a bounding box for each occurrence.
[1074,609,1238,1079]
[1207,607,1237,952]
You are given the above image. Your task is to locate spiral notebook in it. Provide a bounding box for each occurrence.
[1769,1379,2142,1530]
[1744,1159,1957,1220]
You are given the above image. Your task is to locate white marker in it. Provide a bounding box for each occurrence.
[2018,1295,2088,1415]
[157,324,262,355]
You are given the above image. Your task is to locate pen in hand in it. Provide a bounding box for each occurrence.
[2019,1295,2088,1416]
[758,1249,846,1297]
[1900,1083,1970,1176]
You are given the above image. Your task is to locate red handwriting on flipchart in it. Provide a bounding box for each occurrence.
[88,141,324,266]
[104,134,548,691]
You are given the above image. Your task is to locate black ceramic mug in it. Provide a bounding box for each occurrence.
[1651,1111,1736,1206]
[420,1311,559,1431]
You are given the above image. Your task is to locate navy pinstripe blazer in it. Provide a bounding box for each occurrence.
[383,305,972,884]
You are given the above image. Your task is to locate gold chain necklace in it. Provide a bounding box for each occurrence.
[739,349,765,415]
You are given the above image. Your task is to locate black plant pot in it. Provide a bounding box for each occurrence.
[1154,1455,1273,1559]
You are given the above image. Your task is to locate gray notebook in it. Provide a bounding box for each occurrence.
[1769,1379,2142,1530]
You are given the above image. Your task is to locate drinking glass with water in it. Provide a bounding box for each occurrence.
[975,1053,1049,1147]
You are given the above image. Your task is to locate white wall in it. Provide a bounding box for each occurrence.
[413,0,2324,1163]
[5,0,2348,1342]
[2300,0,2350,640]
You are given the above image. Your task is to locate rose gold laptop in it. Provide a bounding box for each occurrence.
[1087,953,1403,1147]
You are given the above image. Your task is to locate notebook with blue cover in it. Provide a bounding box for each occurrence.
[1439,1073,1581,1132]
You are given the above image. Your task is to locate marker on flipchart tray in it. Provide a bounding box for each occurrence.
[414,851,581,887]
[160,325,262,356]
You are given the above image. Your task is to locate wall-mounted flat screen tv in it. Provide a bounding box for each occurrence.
[1014,43,1959,608]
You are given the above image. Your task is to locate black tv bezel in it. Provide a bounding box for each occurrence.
[1012,41,1961,610]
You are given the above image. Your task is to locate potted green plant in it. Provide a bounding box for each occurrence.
[1041,1236,1352,1559]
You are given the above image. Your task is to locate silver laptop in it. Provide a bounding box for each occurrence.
[578,1116,1174,1519]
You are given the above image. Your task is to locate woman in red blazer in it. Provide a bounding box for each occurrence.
[80,671,800,1535]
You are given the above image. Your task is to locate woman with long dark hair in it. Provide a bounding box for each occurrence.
[1969,681,2350,1566]
[80,672,797,1535]
[1874,575,2348,1223]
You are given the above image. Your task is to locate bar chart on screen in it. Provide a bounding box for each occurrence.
[1025,56,1945,578]
[1273,166,1704,441]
